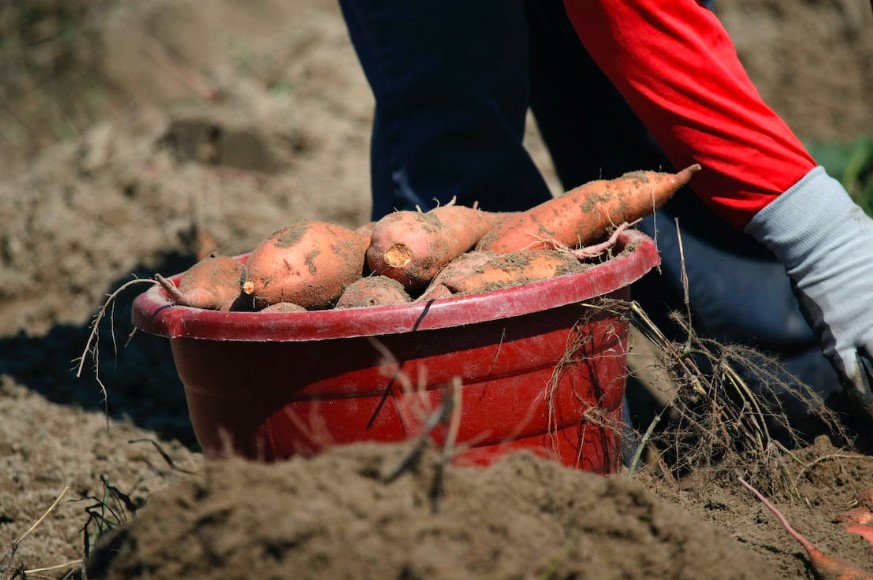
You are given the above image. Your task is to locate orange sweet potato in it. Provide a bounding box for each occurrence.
[418,250,586,301]
[260,302,307,313]
[242,220,368,309]
[478,164,701,253]
[355,221,376,241]
[366,204,505,290]
[335,275,411,309]
[156,253,245,311]
[738,477,873,580]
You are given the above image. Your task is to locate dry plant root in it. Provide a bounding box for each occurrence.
[557,219,640,259]
[76,276,168,408]
[242,220,368,309]
[738,476,873,580]
[155,253,246,311]
[478,164,700,253]
[0,485,73,579]
[366,203,504,291]
[619,298,850,486]
[78,253,245,410]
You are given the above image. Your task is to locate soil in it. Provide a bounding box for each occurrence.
[1,0,872,579]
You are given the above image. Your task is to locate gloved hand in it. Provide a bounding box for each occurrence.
[745,166,873,422]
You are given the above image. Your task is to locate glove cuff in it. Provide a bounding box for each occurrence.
[743,166,859,267]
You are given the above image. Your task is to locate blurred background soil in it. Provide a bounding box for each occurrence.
[0,0,871,578]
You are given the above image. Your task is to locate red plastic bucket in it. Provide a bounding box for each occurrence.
[132,230,659,474]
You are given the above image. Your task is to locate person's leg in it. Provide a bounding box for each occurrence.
[338,0,554,219]
[525,0,669,188]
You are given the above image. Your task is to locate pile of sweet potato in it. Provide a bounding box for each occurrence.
[156,165,699,312]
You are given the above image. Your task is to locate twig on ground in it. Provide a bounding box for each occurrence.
[128,438,199,475]
[13,486,70,547]
[23,559,83,576]
[1,485,70,580]
[797,452,872,481]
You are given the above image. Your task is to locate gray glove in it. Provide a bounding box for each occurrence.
[745,166,873,422]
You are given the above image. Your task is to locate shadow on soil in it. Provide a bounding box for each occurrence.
[0,252,200,447]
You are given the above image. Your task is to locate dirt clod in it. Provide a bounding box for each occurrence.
[90,443,778,580]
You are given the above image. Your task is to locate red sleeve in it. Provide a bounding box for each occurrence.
[562,0,816,229]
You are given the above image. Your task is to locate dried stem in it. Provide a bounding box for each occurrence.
[585,297,852,490]
[432,378,464,513]
[23,559,83,576]
[14,486,70,546]
[1,486,70,580]
[627,412,661,477]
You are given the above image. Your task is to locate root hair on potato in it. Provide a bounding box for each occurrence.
[75,276,161,417]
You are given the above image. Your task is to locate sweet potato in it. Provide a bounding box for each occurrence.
[260,302,307,313]
[845,524,873,545]
[836,492,873,546]
[335,275,411,309]
[156,253,245,311]
[738,477,873,580]
[418,250,586,301]
[355,221,376,241]
[478,164,701,253]
[242,220,368,309]
[366,204,505,290]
